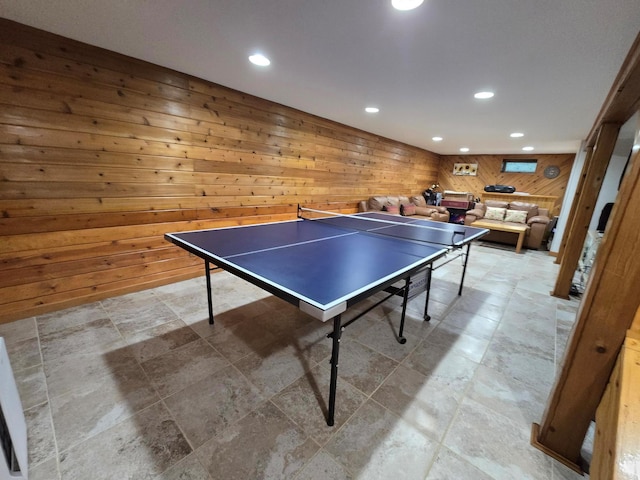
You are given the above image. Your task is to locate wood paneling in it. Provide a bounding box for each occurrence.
[479,193,559,215]
[438,153,575,213]
[591,306,640,480]
[0,19,440,323]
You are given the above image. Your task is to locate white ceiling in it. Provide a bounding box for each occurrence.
[2,0,639,155]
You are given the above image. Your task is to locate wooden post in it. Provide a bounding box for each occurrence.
[551,124,620,298]
[532,120,640,471]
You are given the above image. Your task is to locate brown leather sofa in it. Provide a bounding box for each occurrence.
[465,200,551,249]
[359,195,450,222]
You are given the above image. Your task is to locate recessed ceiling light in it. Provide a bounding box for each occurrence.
[522,146,534,151]
[510,132,524,138]
[432,136,443,142]
[392,0,424,11]
[474,91,494,99]
[459,147,470,153]
[248,53,270,66]
[365,107,379,113]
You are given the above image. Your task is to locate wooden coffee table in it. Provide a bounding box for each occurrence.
[471,220,529,253]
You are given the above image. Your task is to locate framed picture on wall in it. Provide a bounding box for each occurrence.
[453,163,478,176]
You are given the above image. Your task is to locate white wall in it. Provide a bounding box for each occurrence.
[589,152,628,231]
[550,145,585,253]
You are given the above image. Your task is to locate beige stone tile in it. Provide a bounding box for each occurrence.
[15,364,47,410]
[426,446,495,480]
[164,367,264,448]
[29,455,59,480]
[195,401,318,480]
[155,453,211,480]
[454,293,507,322]
[204,316,281,364]
[294,450,354,480]
[40,317,122,363]
[424,325,491,363]
[233,339,315,398]
[36,303,107,337]
[43,339,139,398]
[372,364,460,442]
[403,339,479,399]
[334,339,398,395]
[482,331,556,390]
[50,361,159,451]
[6,336,41,371]
[0,316,37,345]
[355,317,421,362]
[102,290,179,336]
[493,319,555,360]
[59,402,191,480]
[25,401,56,467]
[124,319,200,363]
[271,364,367,445]
[443,398,551,480]
[141,338,228,398]
[325,399,438,479]
[440,307,499,340]
[467,364,550,428]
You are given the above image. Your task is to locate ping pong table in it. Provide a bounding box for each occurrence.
[165,208,488,425]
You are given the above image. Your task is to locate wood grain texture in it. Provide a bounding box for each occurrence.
[0,19,440,322]
[591,307,640,480]
[438,153,575,212]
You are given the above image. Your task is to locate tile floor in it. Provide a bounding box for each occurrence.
[1,242,593,479]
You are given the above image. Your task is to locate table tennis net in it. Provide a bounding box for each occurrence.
[298,207,466,247]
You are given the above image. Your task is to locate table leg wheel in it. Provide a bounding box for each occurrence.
[399,336,407,344]
[424,314,431,322]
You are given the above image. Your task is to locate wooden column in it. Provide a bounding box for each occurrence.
[551,124,620,298]
[532,120,640,471]
[590,306,640,479]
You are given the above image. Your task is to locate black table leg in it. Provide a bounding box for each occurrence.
[397,277,410,343]
[327,314,342,426]
[423,265,433,321]
[458,243,472,296]
[205,261,214,324]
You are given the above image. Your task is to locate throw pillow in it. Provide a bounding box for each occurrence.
[509,201,539,220]
[384,204,400,214]
[485,206,506,221]
[400,203,416,216]
[504,209,528,224]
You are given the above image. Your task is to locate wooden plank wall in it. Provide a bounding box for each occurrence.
[0,19,441,323]
[438,153,575,212]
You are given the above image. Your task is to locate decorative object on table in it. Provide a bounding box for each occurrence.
[484,185,516,193]
[453,163,478,176]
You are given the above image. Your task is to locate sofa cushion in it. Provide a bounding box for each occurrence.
[485,206,507,221]
[368,196,388,211]
[401,203,416,216]
[384,204,400,214]
[414,206,434,216]
[504,209,528,224]
[485,200,509,209]
[509,201,539,220]
[410,195,428,208]
[528,215,550,225]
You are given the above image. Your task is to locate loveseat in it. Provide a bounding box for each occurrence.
[359,195,450,222]
[465,200,551,249]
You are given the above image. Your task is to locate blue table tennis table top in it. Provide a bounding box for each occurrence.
[165,212,487,321]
